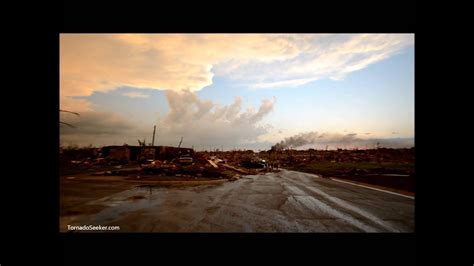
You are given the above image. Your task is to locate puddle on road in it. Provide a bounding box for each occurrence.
[85,186,166,225]
[83,183,226,225]
[63,171,413,232]
[69,174,270,228]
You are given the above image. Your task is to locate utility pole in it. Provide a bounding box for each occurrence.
[178,136,183,148]
[152,125,156,146]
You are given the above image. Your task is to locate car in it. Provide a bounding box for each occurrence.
[141,159,156,168]
[178,155,193,164]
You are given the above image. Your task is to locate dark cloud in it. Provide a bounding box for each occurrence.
[60,111,135,135]
[60,111,145,146]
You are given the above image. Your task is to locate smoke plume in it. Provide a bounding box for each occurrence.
[271,131,413,150]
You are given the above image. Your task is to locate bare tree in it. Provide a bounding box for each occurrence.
[60,109,80,128]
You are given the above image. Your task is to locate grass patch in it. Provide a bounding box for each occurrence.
[288,161,414,177]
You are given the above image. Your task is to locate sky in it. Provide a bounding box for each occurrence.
[60,34,414,150]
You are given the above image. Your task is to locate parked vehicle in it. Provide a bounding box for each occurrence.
[178,155,193,164]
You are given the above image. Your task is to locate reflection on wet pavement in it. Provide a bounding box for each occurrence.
[63,170,414,232]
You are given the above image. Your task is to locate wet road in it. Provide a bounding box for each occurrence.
[64,170,414,232]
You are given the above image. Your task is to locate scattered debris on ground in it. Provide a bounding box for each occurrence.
[274,148,415,192]
[60,145,413,192]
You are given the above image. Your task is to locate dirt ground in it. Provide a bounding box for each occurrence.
[60,173,227,229]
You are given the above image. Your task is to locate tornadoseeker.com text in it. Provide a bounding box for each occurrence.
[67,225,120,231]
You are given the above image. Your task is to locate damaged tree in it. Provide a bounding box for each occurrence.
[60,109,80,128]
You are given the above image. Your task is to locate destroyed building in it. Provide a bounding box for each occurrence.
[101,145,194,162]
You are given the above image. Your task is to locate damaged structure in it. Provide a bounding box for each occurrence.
[101,145,194,163]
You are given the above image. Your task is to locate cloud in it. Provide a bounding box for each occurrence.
[231,34,414,88]
[156,91,276,149]
[272,131,414,150]
[60,111,144,146]
[60,34,413,110]
[121,92,150,98]
[60,34,298,98]
[60,111,135,135]
[59,91,276,149]
[60,95,93,112]
[59,103,413,150]
[251,77,319,89]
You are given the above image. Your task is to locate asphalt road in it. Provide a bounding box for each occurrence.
[64,169,414,232]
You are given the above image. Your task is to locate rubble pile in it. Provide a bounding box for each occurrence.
[60,144,413,185]
[137,150,280,180]
[258,147,415,168]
